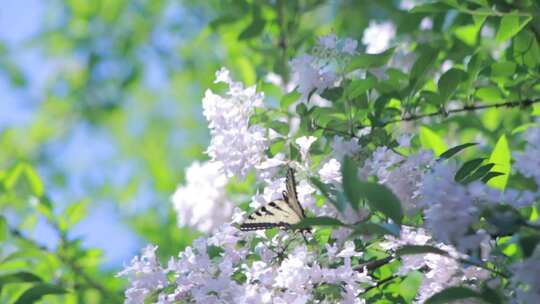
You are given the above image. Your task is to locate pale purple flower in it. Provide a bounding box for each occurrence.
[332,136,361,160]
[318,33,338,50]
[342,38,359,55]
[290,55,337,100]
[514,122,540,189]
[511,245,540,303]
[117,245,168,304]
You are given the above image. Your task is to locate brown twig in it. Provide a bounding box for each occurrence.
[313,98,540,137]
[354,256,394,272]
[381,98,539,127]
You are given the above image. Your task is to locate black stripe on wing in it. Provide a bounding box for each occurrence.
[239,222,292,231]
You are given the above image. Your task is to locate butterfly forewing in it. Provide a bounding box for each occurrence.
[285,167,306,218]
[239,199,302,231]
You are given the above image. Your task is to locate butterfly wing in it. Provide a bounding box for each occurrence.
[285,167,306,219]
[239,199,303,231]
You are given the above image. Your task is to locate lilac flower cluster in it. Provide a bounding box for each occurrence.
[120,31,540,303]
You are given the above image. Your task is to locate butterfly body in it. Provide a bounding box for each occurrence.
[239,167,308,232]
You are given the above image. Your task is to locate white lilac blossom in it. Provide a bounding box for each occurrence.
[381,227,489,303]
[420,17,433,30]
[332,136,361,160]
[290,35,358,101]
[202,68,268,179]
[255,153,287,182]
[289,54,337,101]
[120,223,373,303]
[359,147,433,215]
[514,122,540,189]
[296,136,317,162]
[511,245,540,303]
[319,158,342,184]
[117,245,168,304]
[419,161,487,252]
[171,161,233,233]
[362,21,396,54]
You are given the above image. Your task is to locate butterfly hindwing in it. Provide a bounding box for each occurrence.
[239,199,302,231]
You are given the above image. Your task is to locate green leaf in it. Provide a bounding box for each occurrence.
[207,245,224,259]
[439,143,477,160]
[357,181,403,224]
[396,245,448,256]
[344,77,377,100]
[487,134,510,190]
[342,156,361,211]
[314,227,332,245]
[238,8,265,40]
[21,165,44,197]
[419,126,448,156]
[409,46,439,90]
[0,272,42,291]
[475,86,503,102]
[496,13,532,43]
[491,62,517,78]
[344,156,403,224]
[280,91,300,110]
[310,177,347,213]
[14,283,67,304]
[399,271,424,302]
[455,158,485,182]
[462,163,495,184]
[4,163,44,198]
[425,286,481,304]
[410,2,450,13]
[438,68,466,103]
[482,171,505,183]
[292,216,346,230]
[454,23,482,46]
[320,87,343,101]
[0,215,7,242]
[519,235,540,258]
[62,200,88,230]
[346,47,396,72]
[351,222,401,237]
[513,30,540,68]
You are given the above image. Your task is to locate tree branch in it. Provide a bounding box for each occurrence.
[354,256,394,272]
[380,98,539,127]
[313,98,539,137]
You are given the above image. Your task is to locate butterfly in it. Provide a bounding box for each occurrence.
[239,167,308,232]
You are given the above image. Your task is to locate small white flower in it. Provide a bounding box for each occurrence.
[362,21,396,54]
[420,17,433,30]
[202,68,268,179]
[171,161,233,233]
[296,136,317,161]
[319,158,342,184]
[117,245,168,304]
